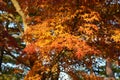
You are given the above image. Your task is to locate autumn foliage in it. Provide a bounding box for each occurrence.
[0,0,120,80]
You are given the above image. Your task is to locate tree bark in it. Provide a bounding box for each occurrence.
[105,57,115,80]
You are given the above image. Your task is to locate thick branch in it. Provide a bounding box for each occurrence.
[11,0,27,32]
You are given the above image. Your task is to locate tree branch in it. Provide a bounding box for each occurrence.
[0,47,4,73]
[11,0,27,32]
[0,13,23,33]
[5,50,31,68]
[113,15,120,24]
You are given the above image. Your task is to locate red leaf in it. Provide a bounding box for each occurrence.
[24,43,37,54]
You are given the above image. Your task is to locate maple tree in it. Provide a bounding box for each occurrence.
[0,0,120,80]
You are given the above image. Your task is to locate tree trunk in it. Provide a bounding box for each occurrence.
[105,57,115,80]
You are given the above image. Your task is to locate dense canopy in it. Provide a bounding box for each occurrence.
[0,0,120,80]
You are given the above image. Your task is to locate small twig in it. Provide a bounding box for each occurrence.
[113,15,120,24]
